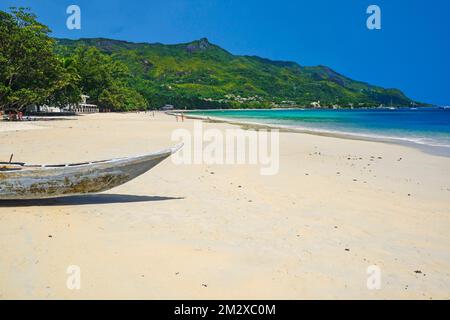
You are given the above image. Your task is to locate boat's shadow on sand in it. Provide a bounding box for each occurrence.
[0,193,184,207]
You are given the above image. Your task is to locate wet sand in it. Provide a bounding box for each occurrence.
[0,112,449,299]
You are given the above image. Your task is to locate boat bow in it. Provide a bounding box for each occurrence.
[0,144,183,200]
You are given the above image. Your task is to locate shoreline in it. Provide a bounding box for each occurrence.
[177,112,450,158]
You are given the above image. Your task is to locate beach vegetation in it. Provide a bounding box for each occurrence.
[0,7,80,112]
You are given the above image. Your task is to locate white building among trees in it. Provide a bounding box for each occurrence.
[27,94,99,114]
[64,95,99,113]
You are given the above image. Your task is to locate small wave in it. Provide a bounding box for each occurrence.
[287,126,450,148]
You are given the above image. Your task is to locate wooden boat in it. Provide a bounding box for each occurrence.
[0,144,183,200]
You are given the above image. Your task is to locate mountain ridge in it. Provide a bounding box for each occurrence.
[55,37,423,109]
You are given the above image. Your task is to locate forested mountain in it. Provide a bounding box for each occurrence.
[56,37,418,109]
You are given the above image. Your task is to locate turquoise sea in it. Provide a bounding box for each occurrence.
[188,108,450,155]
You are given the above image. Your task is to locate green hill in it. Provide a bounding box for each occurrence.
[56,37,418,109]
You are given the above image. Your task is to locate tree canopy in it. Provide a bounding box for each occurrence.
[0,8,147,112]
[71,46,146,111]
[0,7,79,111]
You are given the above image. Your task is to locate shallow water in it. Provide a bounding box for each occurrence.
[188,108,450,155]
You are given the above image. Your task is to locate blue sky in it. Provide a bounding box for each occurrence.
[1,0,449,105]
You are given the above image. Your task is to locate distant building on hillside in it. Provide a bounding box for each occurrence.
[310,101,321,108]
[161,104,174,111]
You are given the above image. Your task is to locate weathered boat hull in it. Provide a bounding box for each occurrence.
[0,144,182,200]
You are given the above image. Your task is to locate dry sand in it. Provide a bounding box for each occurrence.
[0,112,449,299]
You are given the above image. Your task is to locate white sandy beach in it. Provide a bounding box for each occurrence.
[0,112,449,299]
